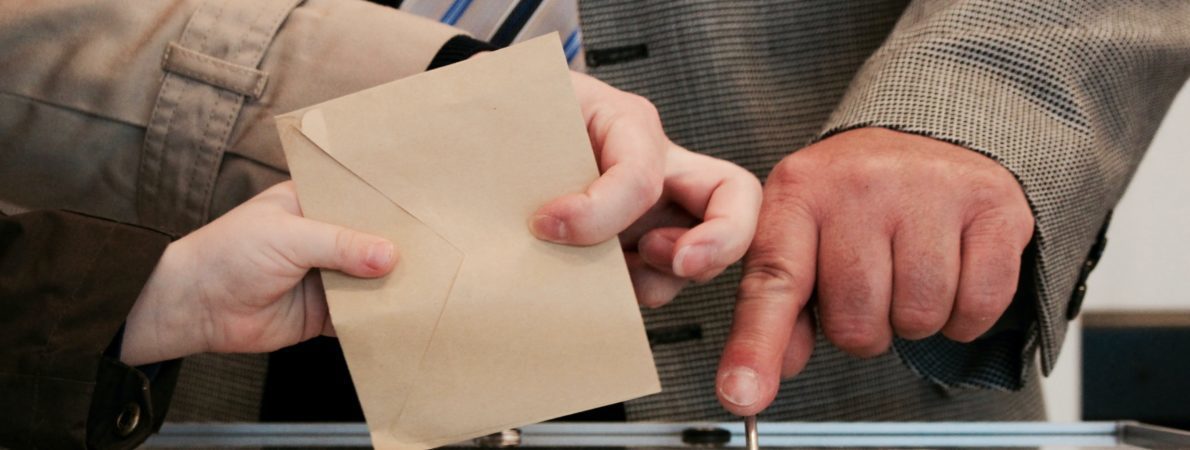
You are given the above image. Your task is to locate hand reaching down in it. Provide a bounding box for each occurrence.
[717,128,1035,415]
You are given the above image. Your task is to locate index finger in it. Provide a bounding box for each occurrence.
[717,182,819,416]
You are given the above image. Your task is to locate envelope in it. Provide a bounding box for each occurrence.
[274,34,660,449]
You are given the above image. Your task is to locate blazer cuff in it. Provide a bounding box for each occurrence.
[816,36,1093,387]
[817,0,1190,385]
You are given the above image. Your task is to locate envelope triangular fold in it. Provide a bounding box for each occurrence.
[278,118,465,430]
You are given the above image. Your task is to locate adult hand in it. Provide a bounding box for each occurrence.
[531,72,762,307]
[716,128,1034,415]
[120,181,397,366]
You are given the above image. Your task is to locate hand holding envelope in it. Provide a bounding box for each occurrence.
[537,70,763,308]
[275,35,760,448]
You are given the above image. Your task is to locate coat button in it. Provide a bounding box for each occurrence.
[1067,211,1111,321]
[1067,283,1087,320]
[115,402,141,437]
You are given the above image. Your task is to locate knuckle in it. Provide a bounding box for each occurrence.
[626,93,660,120]
[633,169,664,204]
[835,159,888,195]
[965,252,1020,293]
[762,193,814,226]
[891,301,945,337]
[820,267,876,307]
[748,169,764,191]
[768,156,810,188]
[973,263,1018,296]
[971,165,1016,192]
[818,278,890,356]
[920,275,952,302]
[964,171,1028,212]
[1008,208,1037,240]
[890,268,952,337]
[823,321,888,357]
[764,167,824,220]
[758,185,817,232]
[957,291,1010,326]
[965,212,1031,252]
[742,171,764,199]
[740,255,804,300]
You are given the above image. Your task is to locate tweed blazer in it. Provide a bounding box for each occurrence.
[578,0,1189,421]
[2,0,1187,425]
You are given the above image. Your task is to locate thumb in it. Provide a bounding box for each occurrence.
[282,218,398,278]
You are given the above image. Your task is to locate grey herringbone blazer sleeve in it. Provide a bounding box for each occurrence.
[822,0,1190,388]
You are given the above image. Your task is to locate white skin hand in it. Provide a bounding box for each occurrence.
[121,181,396,365]
[533,72,762,307]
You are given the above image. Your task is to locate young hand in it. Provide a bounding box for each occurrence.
[120,181,397,366]
[531,72,762,307]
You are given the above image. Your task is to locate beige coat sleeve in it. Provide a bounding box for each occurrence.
[0,0,461,235]
[0,1,460,446]
[820,0,1190,388]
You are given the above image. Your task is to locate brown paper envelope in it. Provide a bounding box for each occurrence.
[274,34,660,449]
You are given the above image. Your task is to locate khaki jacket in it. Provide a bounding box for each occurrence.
[1,0,457,231]
[1,1,458,447]
[0,210,175,449]
[577,0,1188,421]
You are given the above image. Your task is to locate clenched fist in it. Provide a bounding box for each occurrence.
[717,128,1035,415]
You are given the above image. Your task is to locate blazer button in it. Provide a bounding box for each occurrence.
[115,402,141,437]
[1067,283,1087,320]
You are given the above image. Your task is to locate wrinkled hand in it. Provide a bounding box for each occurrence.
[531,72,762,307]
[717,128,1034,415]
[121,181,396,365]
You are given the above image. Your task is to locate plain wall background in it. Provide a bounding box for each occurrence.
[1042,81,1190,421]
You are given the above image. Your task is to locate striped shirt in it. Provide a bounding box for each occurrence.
[400,0,585,69]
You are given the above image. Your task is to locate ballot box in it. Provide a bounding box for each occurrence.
[143,421,1190,448]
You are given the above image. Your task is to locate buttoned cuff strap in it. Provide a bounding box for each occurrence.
[161,42,269,98]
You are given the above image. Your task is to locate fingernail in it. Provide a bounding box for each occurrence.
[531,215,567,242]
[719,367,761,408]
[365,242,394,271]
[673,244,713,278]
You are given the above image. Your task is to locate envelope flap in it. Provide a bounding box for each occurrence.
[296,108,449,233]
[276,117,465,429]
[284,35,605,249]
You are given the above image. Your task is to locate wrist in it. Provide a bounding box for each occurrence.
[121,239,209,365]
